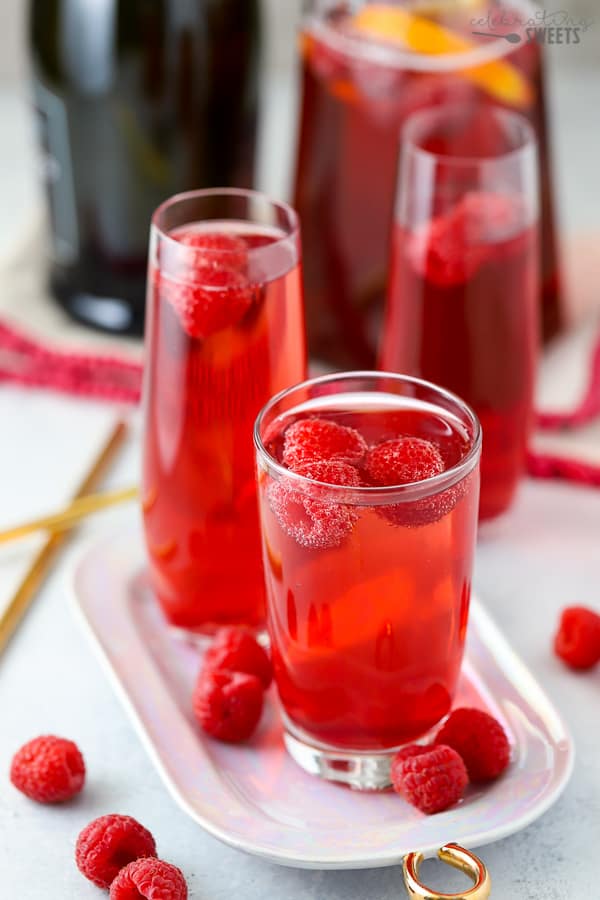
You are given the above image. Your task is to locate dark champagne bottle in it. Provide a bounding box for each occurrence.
[29,0,261,335]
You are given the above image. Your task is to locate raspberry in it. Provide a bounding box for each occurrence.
[294,459,362,486]
[160,266,255,339]
[365,437,444,485]
[110,858,187,900]
[410,191,523,288]
[193,669,264,742]
[10,735,85,804]
[436,708,511,782]
[267,461,360,550]
[554,606,600,670]
[204,627,273,689]
[391,744,468,815]
[76,814,157,888]
[364,437,457,528]
[175,229,248,271]
[282,418,367,469]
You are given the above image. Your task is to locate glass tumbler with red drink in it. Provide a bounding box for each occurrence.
[380,106,539,521]
[254,372,481,788]
[294,0,560,368]
[142,189,307,634]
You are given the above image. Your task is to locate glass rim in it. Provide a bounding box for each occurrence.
[150,187,301,259]
[254,371,482,505]
[305,0,541,74]
[402,104,538,168]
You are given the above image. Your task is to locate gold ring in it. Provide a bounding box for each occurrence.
[403,844,491,900]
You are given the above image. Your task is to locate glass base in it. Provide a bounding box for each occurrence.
[282,714,444,790]
[283,730,395,790]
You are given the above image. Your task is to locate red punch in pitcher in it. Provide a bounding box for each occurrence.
[294,0,560,367]
[379,107,539,521]
[142,189,307,633]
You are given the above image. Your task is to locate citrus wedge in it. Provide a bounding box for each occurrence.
[352,4,534,109]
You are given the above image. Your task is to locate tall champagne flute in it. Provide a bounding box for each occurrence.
[142,189,307,633]
[379,106,539,520]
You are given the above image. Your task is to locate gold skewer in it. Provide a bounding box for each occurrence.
[0,420,132,655]
[0,485,139,545]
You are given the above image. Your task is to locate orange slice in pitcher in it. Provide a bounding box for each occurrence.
[352,4,534,109]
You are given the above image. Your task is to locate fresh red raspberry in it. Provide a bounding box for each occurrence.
[391,744,468,815]
[436,708,511,782]
[364,437,459,527]
[282,417,367,469]
[365,437,444,485]
[554,606,600,670]
[110,858,187,900]
[76,814,157,888]
[193,669,264,742]
[10,735,85,804]
[160,266,255,339]
[204,627,273,689]
[175,229,248,271]
[267,460,360,550]
[294,459,362,486]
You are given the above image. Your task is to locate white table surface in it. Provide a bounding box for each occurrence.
[0,387,599,899]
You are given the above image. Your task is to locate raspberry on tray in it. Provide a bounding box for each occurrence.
[193,669,264,743]
[391,744,468,815]
[203,627,273,689]
[436,707,511,782]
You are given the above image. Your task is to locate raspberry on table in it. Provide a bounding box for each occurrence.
[391,744,468,815]
[364,437,444,486]
[110,858,188,900]
[267,460,360,550]
[282,417,367,469]
[204,626,273,689]
[436,707,511,782]
[10,735,85,804]
[193,669,264,743]
[160,265,255,339]
[554,606,600,670]
[76,814,157,888]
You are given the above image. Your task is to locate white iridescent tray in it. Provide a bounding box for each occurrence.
[70,528,574,870]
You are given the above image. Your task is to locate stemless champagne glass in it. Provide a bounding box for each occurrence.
[142,188,307,634]
[255,372,481,788]
[294,0,560,368]
[380,105,539,521]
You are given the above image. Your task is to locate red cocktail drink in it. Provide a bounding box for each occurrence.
[294,1,559,367]
[143,189,307,633]
[255,373,481,788]
[380,107,539,521]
